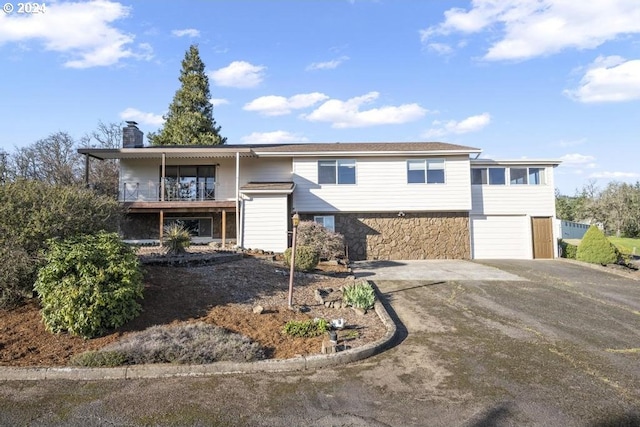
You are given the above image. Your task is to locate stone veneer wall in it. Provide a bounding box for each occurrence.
[121,212,237,240]
[301,212,470,261]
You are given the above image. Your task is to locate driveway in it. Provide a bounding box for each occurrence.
[0,260,638,426]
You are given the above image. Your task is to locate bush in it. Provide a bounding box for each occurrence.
[343,281,376,310]
[34,232,144,339]
[284,245,320,272]
[282,318,329,338]
[163,222,191,254]
[576,225,620,265]
[0,181,122,306]
[559,240,577,260]
[296,221,345,260]
[71,323,265,366]
[0,246,36,308]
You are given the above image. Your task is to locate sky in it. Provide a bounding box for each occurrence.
[1,0,639,195]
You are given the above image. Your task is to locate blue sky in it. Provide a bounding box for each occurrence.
[1,0,639,194]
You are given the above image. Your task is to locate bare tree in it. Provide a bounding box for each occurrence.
[11,132,82,186]
[79,121,121,197]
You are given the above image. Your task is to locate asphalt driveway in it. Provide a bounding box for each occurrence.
[0,260,638,426]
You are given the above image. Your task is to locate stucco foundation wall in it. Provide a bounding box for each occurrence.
[302,212,470,261]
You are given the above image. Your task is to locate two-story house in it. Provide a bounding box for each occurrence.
[79,122,560,260]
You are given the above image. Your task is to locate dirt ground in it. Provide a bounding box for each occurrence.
[0,255,385,367]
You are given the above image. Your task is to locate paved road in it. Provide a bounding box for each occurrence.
[0,260,639,426]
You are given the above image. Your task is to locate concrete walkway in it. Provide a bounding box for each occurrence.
[353,259,526,281]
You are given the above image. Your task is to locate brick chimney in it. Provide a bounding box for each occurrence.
[122,121,144,148]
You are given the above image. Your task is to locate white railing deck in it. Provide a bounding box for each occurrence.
[121,181,235,202]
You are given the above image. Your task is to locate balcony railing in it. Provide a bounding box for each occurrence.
[121,180,233,202]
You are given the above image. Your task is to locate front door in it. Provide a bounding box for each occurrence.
[532,217,554,259]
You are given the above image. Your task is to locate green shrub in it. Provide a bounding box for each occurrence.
[34,232,144,339]
[576,225,621,265]
[284,245,320,272]
[296,221,345,260]
[0,245,36,309]
[0,181,122,307]
[343,281,376,310]
[71,323,265,366]
[559,240,577,260]
[282,318,329,338]
[163,222,191,254]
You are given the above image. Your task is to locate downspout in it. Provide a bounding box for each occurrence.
[84,154,90,186]
[235,151,241,248]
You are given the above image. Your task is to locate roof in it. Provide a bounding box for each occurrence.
[78,142,481,160]
[252,142,481,157]
[471,159,562,167]
[239,182,296,194]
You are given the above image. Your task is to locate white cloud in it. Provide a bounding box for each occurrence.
[171,28,200,38]
[302,92,426,128]
[589,171,640,179]
[564,56,640,103]
[421,0,640,61]
[209,61,266,88]
[422,113,491,138]
[0,0,150,68]
[306,56,349,71]
[559,153,597,169]
[427,43,454,55]
[244,93,329,116]
[119,108,164,126]
[240,131,309,144]
[210,98,229,107]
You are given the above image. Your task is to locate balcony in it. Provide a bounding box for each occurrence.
[120,180,236,212]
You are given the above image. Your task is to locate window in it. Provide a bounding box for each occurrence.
[510,168,528,185]
[472,168,505,185]
[529,168,545,185]
[318,160,356,184]
[314,215,335,232]
[162,165,216,200]
[407,159,445,184]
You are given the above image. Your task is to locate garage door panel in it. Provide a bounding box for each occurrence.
[471,215,530,259]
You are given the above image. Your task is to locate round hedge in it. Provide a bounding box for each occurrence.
[576,225,620,265]
[284,245,320,272]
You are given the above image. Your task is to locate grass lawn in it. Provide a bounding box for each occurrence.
[608,237,640,255]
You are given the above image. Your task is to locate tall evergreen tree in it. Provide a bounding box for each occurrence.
[148,45,226,145]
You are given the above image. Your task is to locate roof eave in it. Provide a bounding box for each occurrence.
[253,149,483,157]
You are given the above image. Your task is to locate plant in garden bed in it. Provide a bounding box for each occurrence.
[71,323,265,366]
[282,318,330,338]
[284,245,320,272]
[163,222,191,254]
[296,221,345,260]
[34,231,144,339]
[577,225,621,265]
[342,281,376,310]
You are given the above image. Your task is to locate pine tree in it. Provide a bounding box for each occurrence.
[148,45,226,146]
[576,225,620,265]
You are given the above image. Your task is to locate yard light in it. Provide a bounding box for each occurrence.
[288,212,300,307]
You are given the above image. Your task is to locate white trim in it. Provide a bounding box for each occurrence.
[256,149,481,157]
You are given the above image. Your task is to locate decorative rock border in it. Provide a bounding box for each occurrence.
[0,281,397,381]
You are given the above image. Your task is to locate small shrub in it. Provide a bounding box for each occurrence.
[0,246,36,309]
[577,226,621,265]
[282,318,330,337]
[90,323,265,365]
[343,281,376,310]
[284,245,320,272]
[163,222,191,254]
[296,221,345,260]
[70,351,127,368]
[34,232,144,339]
[559,240,577,260]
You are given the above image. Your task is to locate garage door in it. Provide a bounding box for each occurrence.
[471,215,531,259]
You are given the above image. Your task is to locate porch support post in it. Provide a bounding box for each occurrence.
[159,209,164,245]
[160,153,166,202]
[84,154,90,185]
[235,151,240,248]
[221,209,227,247]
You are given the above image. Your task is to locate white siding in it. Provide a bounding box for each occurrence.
[292,156,471,212]
[471,167,556,216]
[471,215,532,259]
[242,194,288,252]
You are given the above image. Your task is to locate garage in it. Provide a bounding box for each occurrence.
[470,215,531,259]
